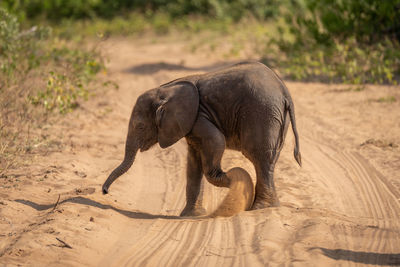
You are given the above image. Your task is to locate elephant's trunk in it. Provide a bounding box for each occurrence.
[102,130,138,194]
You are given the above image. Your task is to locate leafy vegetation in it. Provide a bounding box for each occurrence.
[1,8,106,113]
[376,96,397,103]
[1,0,280,22]
[11,0,395,85]
[269,0,400,85]
[0,8,51,88]
[28,48,104,113]
[269,38,400,85]
[54,12,237,39]
[283,0,400,45]
[0,8,108,174]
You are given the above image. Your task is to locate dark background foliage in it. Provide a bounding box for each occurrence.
[3,0,399,43]
[1,0,400,84]
[1,0,280,21]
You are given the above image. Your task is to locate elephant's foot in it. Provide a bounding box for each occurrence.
[251,195,280,210]
[205,170,231,188]
[180,206,207,217]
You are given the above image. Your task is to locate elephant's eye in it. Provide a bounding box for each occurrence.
[136,123,145,130]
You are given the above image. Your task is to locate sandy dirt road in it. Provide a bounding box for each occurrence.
[1,37,400,266]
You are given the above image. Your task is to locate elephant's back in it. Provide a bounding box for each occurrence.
[195,62,287,118]
[196,61,286,100]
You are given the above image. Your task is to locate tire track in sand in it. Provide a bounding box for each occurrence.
[297,133,400,263]
[100,141,189,266]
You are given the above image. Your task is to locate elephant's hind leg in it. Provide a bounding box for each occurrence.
[243,121,285,209]
[251,155,280,209]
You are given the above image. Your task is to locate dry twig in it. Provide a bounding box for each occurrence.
[56,237,72,249]
[51,194,61,212]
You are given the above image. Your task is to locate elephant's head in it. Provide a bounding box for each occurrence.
[102,81,199,194]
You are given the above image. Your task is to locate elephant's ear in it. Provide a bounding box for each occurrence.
[156,81,199,148]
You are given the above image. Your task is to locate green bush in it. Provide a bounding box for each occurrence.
[284,0,400,46]
[268,0,400,85]
[29,72,86,113]
[1,0,281,21]
[3,1,399,85]
[0,8,51,87]
[29,48,105,113]
[0,8,106,113]
[1,8,111,174]
[270,38,400,85]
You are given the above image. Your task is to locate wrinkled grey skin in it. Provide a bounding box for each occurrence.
[102,61,301,216]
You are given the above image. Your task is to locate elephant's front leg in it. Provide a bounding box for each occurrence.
[190,116,230,188]
[180,144,206,217]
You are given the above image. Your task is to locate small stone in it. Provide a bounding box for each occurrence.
[90,217,94,222]
[74,171,87,178]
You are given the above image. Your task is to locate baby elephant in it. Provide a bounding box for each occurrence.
[102,61,301,216]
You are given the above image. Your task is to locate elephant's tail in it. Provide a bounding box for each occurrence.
[286,98,302,166]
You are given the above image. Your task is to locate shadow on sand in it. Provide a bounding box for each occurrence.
[15,197,181,220]
[312,247,400,266]
[124,60,242,75]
